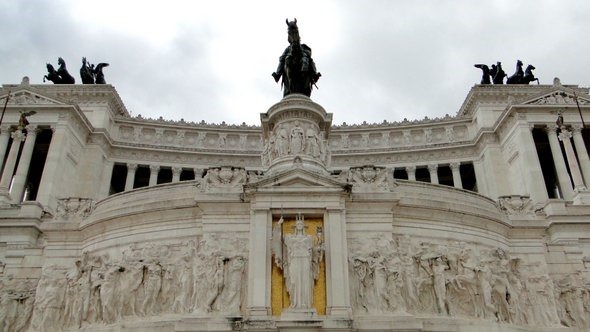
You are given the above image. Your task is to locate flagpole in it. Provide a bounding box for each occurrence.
[0,90,10,127]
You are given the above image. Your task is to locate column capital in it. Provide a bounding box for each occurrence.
[544,125,558,134]
[25,124,39,136]
[405,165,416,173]
[428,164,438,172]
[558,130,573,141]
[127,163,138,171]
[449,162,461,171]
[10,130,25,141]
[172,166,182,174]
[149,165,160,173]
[572,124,584,135]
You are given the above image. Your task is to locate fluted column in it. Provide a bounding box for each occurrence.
[0,125,11,173]
[172,166,182,182]
[10,125,38,203]
[546,126,574,200]
[124,163,138,191]
[428,164,439,184]
[406,165,416,181]
[572,125,590,187]
[450,162,463,189]
[149,165,160,186]
[0,131,24,196]
[559,128,586,191]
[36,125,66,210]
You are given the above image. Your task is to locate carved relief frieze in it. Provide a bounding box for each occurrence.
[497,195,545,217]
[19,236,248,331]
[348,234,570,327]
[202,167,248,192]
[348,166,393,192]
[527,91,589,105]
[54,197,95,221]
[261,121,329,167]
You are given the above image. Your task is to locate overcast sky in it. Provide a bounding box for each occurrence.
[1,1,589,126]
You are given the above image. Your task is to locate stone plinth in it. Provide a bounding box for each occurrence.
[260,94,332,174]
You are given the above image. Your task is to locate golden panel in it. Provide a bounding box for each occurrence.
[271,217,326,316]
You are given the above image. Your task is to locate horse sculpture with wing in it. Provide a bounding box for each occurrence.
[272,19,321,97]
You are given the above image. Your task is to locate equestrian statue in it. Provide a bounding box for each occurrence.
[272,19,321,97]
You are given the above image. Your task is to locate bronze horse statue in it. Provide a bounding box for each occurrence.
[522,65,539,84]
[43,63,61,83]
[506,60,524,84]
[80,57,110,84]
[43,58,75,84]
[80,57,95,84]
[272,19,321,97]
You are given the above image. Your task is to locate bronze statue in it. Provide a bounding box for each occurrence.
[474,64,491,84]
[272,19,321,97]
[522,65,539,84]
[94,63,109,84]
[80,57,110,84]
[43,58,75,84]
[80,57,95,84]
[490,62,506,84]
[506,60,524,84]
[18,110,36,131]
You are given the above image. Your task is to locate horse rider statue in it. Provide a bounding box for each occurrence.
[272,18,321,97]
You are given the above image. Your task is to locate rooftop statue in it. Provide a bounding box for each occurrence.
[272,19,321,97]
[43,57,75,84]
[506,60,524,84]
[490,62,506,84]
[474,64,491,84]
[80,57,110,84]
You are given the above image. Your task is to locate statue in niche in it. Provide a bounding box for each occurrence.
[271,213,324,310]
[276,125,289,157]
[272,19,321,97]
[290,121,304,154]
[305,127,321,157]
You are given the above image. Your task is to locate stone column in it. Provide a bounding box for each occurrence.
[172,166,182,182]
[149,165,160,186]
[124,163,138,191]
[428,164,439,184]
[546,126,574,200]
[98,160,114,199]
[558,128,586,191]
[517,124,548,202]
[325,208,352,317]
[572,125,590,186]
[450,162,463,189]
[246,209,271,316]
[10,125,38,203]
[0,130,24,196]
[36,126,67,210]
[406,165,416,181]
[0,125,12,173]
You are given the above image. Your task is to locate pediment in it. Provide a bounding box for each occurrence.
[0,88,67,106]
[521,88,590,106]
[247,168,348,191]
